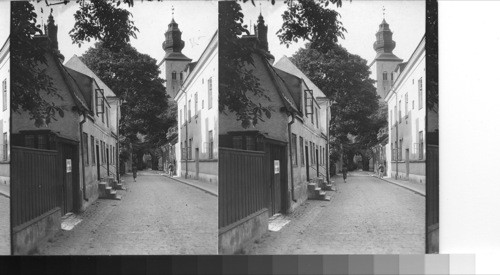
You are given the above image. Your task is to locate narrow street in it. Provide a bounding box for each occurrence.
[36,171,217,255]
[0,195,10,255]
[245,173,425,254]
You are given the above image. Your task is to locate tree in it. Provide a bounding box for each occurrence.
[80,42,175,148]
[11,0,140,125]
[220,0,347,128]
[290,43,384,165]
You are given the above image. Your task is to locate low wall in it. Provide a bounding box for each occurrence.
[391,161,426,184]
[12,207,61,255]
[181,159,218,184]
[219,208,268,255]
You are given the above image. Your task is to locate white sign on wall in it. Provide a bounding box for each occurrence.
[274,160,280,174]
[66,159,72,173]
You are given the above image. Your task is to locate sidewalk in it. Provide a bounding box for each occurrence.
[372,173,426,196]
[157,171,218,197]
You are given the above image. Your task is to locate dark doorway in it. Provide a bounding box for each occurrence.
[405,148,410,179]
[305,144,310,181]
[316,148,319,178]
[106,147,110,176]
[195,148,200,180]
[96,144,100,180]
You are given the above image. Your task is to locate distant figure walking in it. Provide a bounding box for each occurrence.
[378,163,385,178]
[342,165,348,183]
[132,165,137,182]
[168,163,174,177]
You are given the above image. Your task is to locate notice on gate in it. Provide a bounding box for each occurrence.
[66,159,72,173]
[274,160,280,174]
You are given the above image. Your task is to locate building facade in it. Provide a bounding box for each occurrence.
[385,36,426,184]
[175,31,218,183]
[0,37,9,186]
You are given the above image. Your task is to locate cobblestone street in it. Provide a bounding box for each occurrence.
[36,171,217,255]
[245,173,425,254]
[0,195,10,255]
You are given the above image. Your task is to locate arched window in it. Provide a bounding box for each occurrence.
[383,71,388,81]
[172,71,177,80]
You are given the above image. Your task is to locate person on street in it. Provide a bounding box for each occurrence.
[132,165,137,182]
[168,163,174,177]
[378,163,385,178]
[342,165,348,183]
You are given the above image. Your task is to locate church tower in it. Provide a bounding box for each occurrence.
[254,12,269,52]
[159,16,192,100]
[370,18,403,100]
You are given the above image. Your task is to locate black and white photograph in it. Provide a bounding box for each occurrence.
[9,0,217,255]
[218,0,434,255]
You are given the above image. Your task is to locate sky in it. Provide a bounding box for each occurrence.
[0,2,9,44]
[240,0,425,70]
[32,1,218,68]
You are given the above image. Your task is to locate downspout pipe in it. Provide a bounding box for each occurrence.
[287,114,297,203]
[79,111,88,201]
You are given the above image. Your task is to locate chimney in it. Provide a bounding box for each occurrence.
[45,12,64,62]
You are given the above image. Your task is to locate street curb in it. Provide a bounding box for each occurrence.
[373,175,426,197]
[164,175,218,197]
[0,189,9,199]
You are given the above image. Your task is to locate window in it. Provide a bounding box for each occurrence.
[391,72,394,83]
[208,77,213,109]
[311,103,314,124]
[37,135,47,150]
[25,135,35,148]
[383,71,388,80]
[418,77,423,109]
[184,104,187,123]
[101,98,105,124]
[91,136,95,165]
[398,100,402,120]
[291,134,297,166]
[2,79,6,111]
[398,139,403,160]
[208,131,214,159]
[233,136,243,149]
[195,93,198,114]
[300,137,304,166]
[188,100,191,121]
[315,107,318,127]
[172,71,177,80]
[83,133,89,166]
[189,138,193,160]
[405,93,408,116]
[419,131,424,160]
[95,90,100,117]
[106,106,109,126]
[245,136,255,151]
[101,141,104,163]
[180,72,183,82]
[304,91,308,117]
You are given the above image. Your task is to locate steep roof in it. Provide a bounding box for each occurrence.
[65,55,117,98]
[274,55,326,100]
[273,67,302,111]
[65,66,94,109]
[260,55,298,114]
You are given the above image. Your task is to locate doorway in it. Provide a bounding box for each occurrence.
[96,144,100,180]
[195,148,199,180]
[305,144,310,181]
[405,148,410,179]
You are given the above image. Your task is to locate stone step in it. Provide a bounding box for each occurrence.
[323,195,331,201]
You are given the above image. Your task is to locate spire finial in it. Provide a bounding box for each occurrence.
[382,6,385,19]
[260,2,262,15]
[172,5,174,18]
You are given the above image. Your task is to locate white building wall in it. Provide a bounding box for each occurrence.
[0,38,10,185]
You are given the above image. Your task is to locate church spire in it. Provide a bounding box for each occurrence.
[254,11,268,52]
[373,17,396,55]
[162,13,187,57]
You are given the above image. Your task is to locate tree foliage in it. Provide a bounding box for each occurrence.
[11,0,139,125]
[80,42,175,147]
[220,0,347,128]
[290,43,384,163]
[11,2,64,127]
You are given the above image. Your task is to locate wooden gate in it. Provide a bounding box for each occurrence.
[219,147,267,229]
[59,142,78,215]
[11,146,61,228]
[426,145,439,253]
[267,142,287,216]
